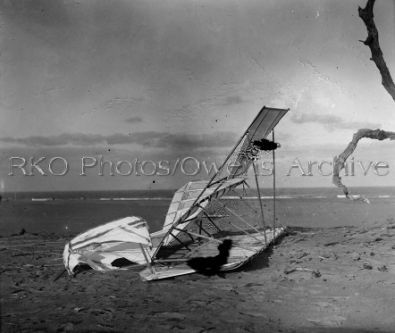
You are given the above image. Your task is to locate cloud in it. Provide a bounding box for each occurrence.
[172,94,247,115]
[221,95,245,106]
[100,98,145,113]
[0,131,238,150]
[291,113,381,131]
[125,116,143,123]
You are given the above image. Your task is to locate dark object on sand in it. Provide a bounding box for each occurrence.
[11,228,26,236]
[187,239,233,276]
[377,265,388,272]
[253,138,279,151]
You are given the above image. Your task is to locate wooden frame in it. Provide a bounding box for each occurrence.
[140,107,289,281]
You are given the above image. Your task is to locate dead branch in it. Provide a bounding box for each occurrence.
[332,1,395,201]
[333,129,395,199]
[358,0,395,102]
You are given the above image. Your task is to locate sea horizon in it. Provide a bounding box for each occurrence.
[3,186,395,201]
[1,185,395,237]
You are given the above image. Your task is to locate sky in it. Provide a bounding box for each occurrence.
[0,0,394,192]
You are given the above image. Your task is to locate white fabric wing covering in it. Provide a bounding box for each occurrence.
[228,107,288,178]
[63,216,152,274]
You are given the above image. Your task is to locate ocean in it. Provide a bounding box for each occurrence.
[1,187,395,236]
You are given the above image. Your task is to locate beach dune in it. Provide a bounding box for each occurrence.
[2,219,395,332]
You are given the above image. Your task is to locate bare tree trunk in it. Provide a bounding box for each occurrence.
[358,0,395,102]
[332,0,395,202]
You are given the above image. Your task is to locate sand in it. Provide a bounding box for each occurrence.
[2,218,395,332]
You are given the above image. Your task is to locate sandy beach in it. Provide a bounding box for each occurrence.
[2,215,395,332]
